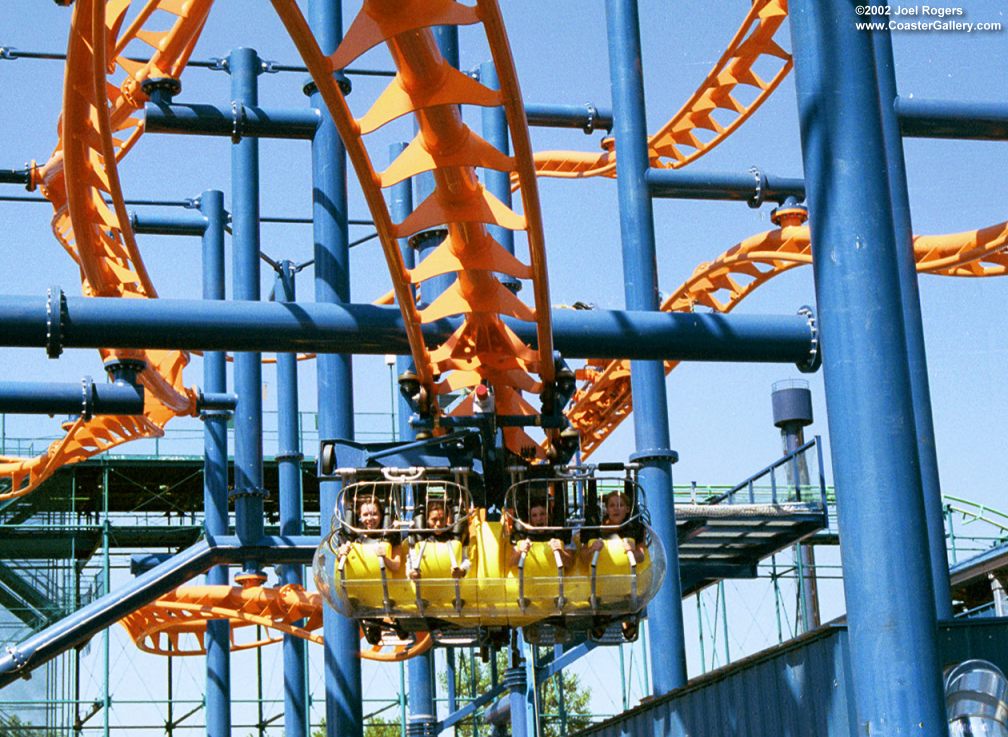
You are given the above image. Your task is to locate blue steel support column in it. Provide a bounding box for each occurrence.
[413,26,461,307]
[788,3,946,734]
[0,293,816,360]
[479,62,511,240]
[479,61,519,293]
[604,0,687,694]
[201,190,230,737]
[390,143,436,737]
[229,47,266,574]
[307,2,361,736]
[872,26,953,621]
[503,662,529,737]
[277,262,308,737]
[522,639,540,737]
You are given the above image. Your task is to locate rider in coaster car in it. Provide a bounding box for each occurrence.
[580,490,645,564]
[337,495,401,572]
[407,499,470,580]
[511,498,574,568]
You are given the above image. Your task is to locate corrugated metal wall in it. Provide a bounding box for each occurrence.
[576,619,1008,737]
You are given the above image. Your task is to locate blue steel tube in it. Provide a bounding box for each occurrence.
[646,168,805,204]
[523,102,613,133]
[307,2,362,735]
[0,536,319,688]
[277,262,308,737]
[0,294,817,363]
[605,0,687,694]
[0,540,216,688]
[412,27,460,308]
[230,47,266,575]
[479,62,516,259]
[390,143,436,736]
[201,190,231,737]
[504,664,529,737]
[0,381,142,416]
[896,97,1008,141]
[480,62,520,294]
[788,3,946,733]
[130,210,208,236]
[872,27,952,621]
[144,102,319,140]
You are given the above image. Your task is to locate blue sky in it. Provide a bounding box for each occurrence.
[0,1,1005,493]
[1,0,1007,727]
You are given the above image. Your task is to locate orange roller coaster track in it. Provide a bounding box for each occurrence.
[271,0,558,460]
[1,0,212,500]
[568,211,1008,458]
[523,0,792,183]
[120,583,433,662]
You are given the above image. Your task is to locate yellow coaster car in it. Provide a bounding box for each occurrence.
[313,510,665,643]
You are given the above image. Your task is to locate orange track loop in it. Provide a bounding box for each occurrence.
[121,584,433,662]
[521,0,791,184]
[271,0,556,459]
[568,216,1008,458]
[1,0,212,501]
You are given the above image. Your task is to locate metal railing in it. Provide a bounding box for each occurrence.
[706,436,828,507]
[0,409,397,460]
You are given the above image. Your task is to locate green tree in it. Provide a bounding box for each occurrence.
[311,715,402,737]
[309,648,594,737]
[443,649,593,737]
[0,713,60,737]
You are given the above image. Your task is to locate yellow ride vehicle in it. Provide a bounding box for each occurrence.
[313,469,666,646]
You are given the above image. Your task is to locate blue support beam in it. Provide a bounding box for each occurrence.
[200,189,231,737]
[873,29,953,620]
[389,142,437,737]
[306,2,361,735]
[605,0,687,695]
[229,47,266,578]
[437,682,508,732]
[480,61,520,297]
[144,99,619,139]
[0,379,142,416]
[0,168,32,187]
[276,261,308,737]
[523,639,540,737]
[504,664,529,737]
[412,26,460,308]
[896,97,1008,140]
[145,99,614,138]
[145,102,319,140]
[534,641,597,683]
[0,535,319,689]
[788,2,946,733]
[0,539,218,688]
[130,210,208,236]
[524,102,613,133]
[0,293,820,366]
[647,167,805,205]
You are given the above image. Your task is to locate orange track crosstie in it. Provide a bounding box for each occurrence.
[523,0,792,183]
[568,214,1008,457]
[121,584,433,662]
[0,0,213,500]
[271,0,557,458]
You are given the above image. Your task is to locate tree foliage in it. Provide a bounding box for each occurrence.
[311,715,401,737]
[443,649,593,737]
[310,647,594,737]
[0,714,60,737]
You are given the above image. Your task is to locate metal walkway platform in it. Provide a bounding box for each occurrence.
[677,501,828,595]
